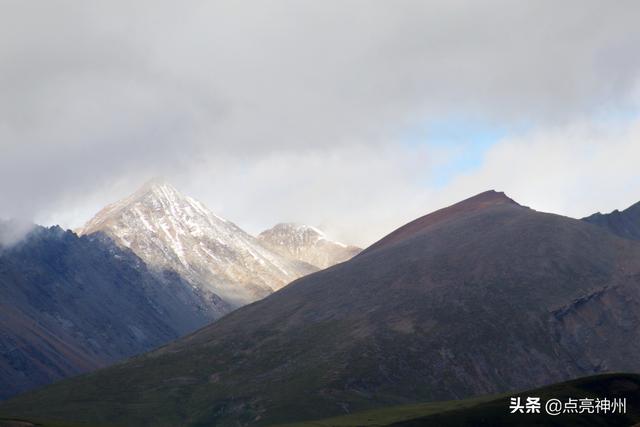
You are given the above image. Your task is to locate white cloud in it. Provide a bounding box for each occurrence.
[1,1,639,246]
[442,116,640,220]
[163,143,447,246]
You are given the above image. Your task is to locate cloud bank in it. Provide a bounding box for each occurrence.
[1,1,639,245]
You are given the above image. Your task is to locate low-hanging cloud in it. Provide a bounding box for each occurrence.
[1,0,639,245]
[0,218,35,248]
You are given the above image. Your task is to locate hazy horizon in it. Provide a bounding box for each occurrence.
[3,178,636,249]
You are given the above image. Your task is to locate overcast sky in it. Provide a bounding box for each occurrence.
[1,0,639,246]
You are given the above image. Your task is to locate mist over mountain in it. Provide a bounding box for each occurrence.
[5,191,640,426]
[258,223,361,269]
[582,200,640,241]
[1,2,639,426]
[0,225,228,400]
[78,180,317,307]
[0,179,364,402]
[0,220,35,248]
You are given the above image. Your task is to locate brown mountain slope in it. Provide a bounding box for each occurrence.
[3,191,640,427]
[362,190,518,254]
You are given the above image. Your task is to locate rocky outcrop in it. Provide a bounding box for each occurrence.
[258,223,360,269]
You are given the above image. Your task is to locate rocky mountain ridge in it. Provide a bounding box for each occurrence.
[582,199,640,241]
[78,181,317,307]
[258,223,361,269]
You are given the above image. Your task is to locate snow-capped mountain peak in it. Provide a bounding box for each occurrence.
[79,181,316,307]
[258,223,361,269]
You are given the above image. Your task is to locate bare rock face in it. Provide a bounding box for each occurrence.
[77,180,316,307]
[258,223,361,269]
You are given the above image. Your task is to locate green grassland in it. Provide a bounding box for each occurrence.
[4,373,640,427]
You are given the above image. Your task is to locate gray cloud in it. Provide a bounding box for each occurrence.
[1,1,639,245]
[0,218,34,247]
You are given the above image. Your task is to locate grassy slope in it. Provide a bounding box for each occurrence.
[4,373,640,427]
[281,373,640,427]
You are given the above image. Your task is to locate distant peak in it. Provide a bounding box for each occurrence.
[78,179,203,236]
[460,190,519,208]
[270,223,325,236]
[138,177,178,194]
[128,179,191,206]
[361,190,521,255]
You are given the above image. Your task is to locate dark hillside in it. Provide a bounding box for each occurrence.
[4,192,640,426]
